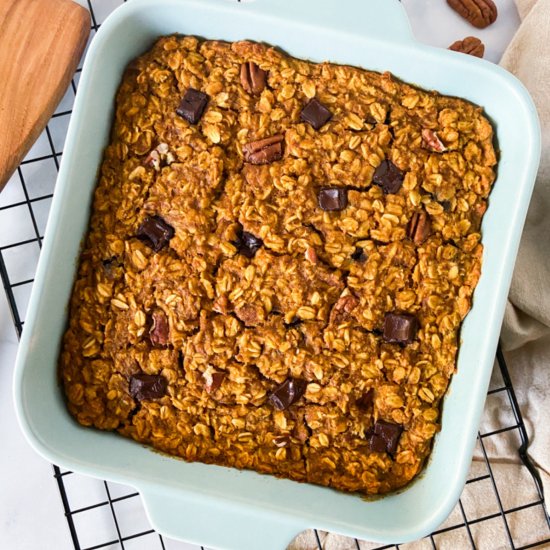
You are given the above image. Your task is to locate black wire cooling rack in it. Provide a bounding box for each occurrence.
[1,1,550,548]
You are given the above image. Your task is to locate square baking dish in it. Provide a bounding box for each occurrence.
[13,0,540,548]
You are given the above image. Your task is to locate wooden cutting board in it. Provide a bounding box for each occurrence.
[0,0,90,191]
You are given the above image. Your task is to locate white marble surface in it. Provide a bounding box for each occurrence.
[0,1,521,549]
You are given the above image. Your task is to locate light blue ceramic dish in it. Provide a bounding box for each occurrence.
[13,0,540,548]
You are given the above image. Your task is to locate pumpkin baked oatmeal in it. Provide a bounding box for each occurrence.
[59,35,497,495]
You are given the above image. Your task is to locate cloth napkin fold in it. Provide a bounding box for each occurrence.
[290,1,550,547]
[500,0,550,514]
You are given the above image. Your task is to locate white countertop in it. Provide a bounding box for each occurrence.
[0,1,521,549]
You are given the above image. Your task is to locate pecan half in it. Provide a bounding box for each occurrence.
[212,294,230,315]
[235,304,262,326]
[408,211,431,245]
[421,129,447,153]
[203,368,226,394]
[242,134,284,165]
[447,0,497,29]
[305,247,318,264]
[240,62,267,95]
[329,293,359,325]
[144,143,176,171]
[449,36,485,58]
[149,310,170,346]
[144,149,161,171]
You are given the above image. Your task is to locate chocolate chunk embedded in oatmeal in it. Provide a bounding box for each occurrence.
[59,35,497,496]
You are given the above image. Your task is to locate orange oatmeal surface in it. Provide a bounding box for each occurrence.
[59,35,497,495]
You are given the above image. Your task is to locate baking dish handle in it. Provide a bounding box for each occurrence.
[141,486,305,550]
[244,0,414,44]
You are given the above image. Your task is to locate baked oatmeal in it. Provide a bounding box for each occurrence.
[59,36,497,495]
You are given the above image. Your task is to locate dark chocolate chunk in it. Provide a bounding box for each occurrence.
[240,62,267,95]
[234,229,263,258]
[300,98,333,130]
[242,135,284,164]
[149,310,169,347]
[136,215,175,252]
[176,88,209,124]
[383,313,419,344]
[318,188,348,211]
[442,200,452,212]
[129,373,167,401]
[368,433,387,453]
[374,419,403,454]
[268,378,307,411]
[356,388,374,409]
[351,246,367,262]
[372,159,404,194]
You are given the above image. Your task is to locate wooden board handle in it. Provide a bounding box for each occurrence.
[0,0,91,191]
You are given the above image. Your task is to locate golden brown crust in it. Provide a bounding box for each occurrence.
[59,35,497,495]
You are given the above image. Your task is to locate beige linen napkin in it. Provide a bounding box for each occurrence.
[500,0,550,512]
[290,1,550,547]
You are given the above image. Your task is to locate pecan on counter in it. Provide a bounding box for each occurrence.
[447,0,498,29]
[449,36,485,58]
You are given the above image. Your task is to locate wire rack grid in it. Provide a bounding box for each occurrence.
[1,1,550,549]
